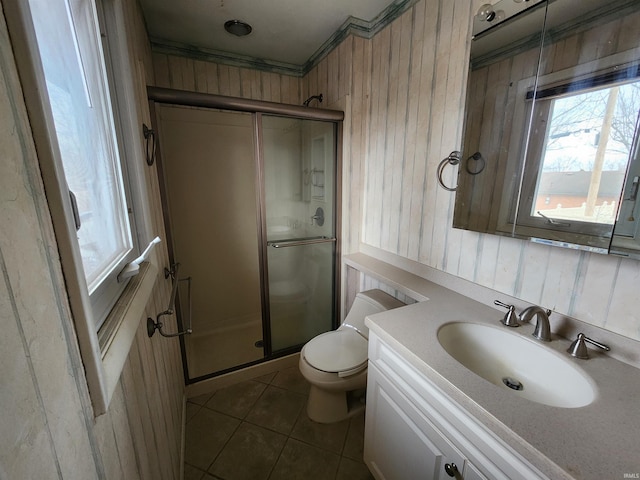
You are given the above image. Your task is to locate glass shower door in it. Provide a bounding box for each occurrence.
[157,105,264,379]
[261,115,337,352]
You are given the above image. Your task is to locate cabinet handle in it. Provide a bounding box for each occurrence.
[444,462,459,477]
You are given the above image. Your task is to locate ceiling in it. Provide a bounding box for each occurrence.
[138,0,413,75]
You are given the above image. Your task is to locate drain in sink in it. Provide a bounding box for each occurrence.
[502,377,523,391]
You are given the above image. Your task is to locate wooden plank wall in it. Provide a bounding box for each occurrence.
[151,53,301,105]
[148,0,640,339]
[0,0,184,478]
[304,0,640,340]
[456,9,640,234]
[455,46,540,233]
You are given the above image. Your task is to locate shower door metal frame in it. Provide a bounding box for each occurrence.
[256,113,343,357]
[147,87,343,383]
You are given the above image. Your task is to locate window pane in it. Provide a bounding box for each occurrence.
[533,81,640,225]
[30,0,132,291]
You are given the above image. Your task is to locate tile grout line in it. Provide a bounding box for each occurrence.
[185,368,371,480]
[203,376,273,477]
[204,418,243,476]
[264,425,288,480]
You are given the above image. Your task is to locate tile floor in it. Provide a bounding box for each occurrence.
[184,366,375,480]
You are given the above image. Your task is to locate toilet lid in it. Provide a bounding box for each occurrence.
[303,329,368,375]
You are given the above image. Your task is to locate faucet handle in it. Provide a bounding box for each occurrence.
[494,300,520,327]
[567,333,611,359]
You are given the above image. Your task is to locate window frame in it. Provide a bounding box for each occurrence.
[5,0,159,414]
[517,67,640,241]
[508,50,640,250]
[516,96,617,242]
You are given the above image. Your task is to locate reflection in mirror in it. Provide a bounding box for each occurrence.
[611,141,640,256]
[515,0,640,251]
[535,86,633,227]
[453,0,547,237]
[529,83,634,228]
[454,0,640,258]
[516,63,640,250]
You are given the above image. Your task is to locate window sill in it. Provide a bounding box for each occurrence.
[95,261,158,414]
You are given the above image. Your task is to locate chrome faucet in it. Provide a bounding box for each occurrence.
[494,300,520,327]
[520,306,552,342]
[567,333,610,359]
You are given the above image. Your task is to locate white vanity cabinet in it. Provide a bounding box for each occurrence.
[365,362,487,480]
[364,332,548,480]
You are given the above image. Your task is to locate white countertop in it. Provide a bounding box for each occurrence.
[365,290,640,480]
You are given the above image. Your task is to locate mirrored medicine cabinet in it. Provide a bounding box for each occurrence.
[453,0,640,259]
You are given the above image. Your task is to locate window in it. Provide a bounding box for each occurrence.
[7,0,158,413]
[517,64,640,245]
[28,0,138,327]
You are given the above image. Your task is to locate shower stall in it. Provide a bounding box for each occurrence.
[148,88,342,382]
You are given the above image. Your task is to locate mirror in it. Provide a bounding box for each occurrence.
[454,0,640,258]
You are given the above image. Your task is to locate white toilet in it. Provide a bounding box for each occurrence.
[299,289,404,423]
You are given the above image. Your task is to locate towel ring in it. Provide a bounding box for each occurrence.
[143,123,156,166]
[465,152,485,175]
[437,151,461,191]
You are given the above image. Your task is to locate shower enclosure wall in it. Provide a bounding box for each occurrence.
[149,88,342,382]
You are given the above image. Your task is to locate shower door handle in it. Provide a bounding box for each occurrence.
[266,236,336,248]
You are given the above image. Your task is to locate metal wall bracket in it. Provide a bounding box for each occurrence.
[148,263,193,338]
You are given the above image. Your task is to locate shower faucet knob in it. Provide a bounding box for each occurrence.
[311,207,325,226]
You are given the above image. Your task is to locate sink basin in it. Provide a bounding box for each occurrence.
[437,322,596,408]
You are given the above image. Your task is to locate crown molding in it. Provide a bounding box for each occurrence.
[150,39,306,77]
[150,0,419,78]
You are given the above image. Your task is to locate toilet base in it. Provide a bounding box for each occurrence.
[306,385,366,423]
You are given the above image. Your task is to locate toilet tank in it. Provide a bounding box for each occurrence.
[341,289,405,338]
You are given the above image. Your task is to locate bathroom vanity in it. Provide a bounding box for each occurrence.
[362,287,640,480]
[365,331,541,480]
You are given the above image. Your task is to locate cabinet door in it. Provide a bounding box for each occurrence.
[464,462,489,480]
[365,364,467,480]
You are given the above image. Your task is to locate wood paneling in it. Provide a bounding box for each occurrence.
[0,0,183,478]
[4,2,638,478]
[152,52,302,105]
[308,0,640,340]
[148,1,639,342]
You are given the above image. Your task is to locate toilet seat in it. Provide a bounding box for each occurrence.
[303,329,368,378]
